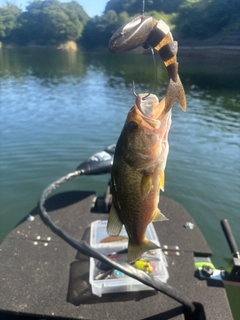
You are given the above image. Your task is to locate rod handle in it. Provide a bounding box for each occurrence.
[221,219,239,257]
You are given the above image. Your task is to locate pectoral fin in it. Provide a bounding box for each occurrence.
[140,175,152,197]
[107,203,123,236]
[152,208,168,222]
[160,171,165,191]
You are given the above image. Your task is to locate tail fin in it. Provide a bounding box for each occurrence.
[128,240,160,263]
[165,61,186,113]
[165,76,187,113]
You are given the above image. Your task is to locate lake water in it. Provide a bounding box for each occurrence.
[0,47,239,315]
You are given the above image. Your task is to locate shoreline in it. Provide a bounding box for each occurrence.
[177,46,240,65]
[178,45,240,56]
[1,43,240,62]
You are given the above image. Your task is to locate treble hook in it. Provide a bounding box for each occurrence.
[132,46,157,100]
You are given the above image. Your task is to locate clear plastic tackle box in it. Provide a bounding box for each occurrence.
[89,220,169,297]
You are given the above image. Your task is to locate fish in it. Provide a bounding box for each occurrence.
[107,93,173,263]
[107,16,187,263]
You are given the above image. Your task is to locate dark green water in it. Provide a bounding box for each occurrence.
[0,48,239,317]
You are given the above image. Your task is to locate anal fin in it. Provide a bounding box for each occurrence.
[152,208,168,222]
[107,203,123,236]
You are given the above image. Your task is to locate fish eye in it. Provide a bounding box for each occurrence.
[127,121,138,132]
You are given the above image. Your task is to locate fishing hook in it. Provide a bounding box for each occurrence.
[132,46,157,100]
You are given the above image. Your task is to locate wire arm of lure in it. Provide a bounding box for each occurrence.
[132,46,157,100]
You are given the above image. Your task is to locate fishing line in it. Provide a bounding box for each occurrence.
[142,0,145,16]
[132,46,157,99]
[39,170,195,313]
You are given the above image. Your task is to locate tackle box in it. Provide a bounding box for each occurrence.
[89,220,169,297]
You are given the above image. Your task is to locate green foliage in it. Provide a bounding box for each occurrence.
[144,11,177,31]
[18,0,89,44]
[0,0,239,46]
[174,0,239,39]
[0,3,22,40]
[2,0,89,45]
[81,10,130,48]
[105,0,185,15]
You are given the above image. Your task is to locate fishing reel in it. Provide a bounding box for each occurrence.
[196,219,240,285]
[76,144,115,175]
[76,144,115,212]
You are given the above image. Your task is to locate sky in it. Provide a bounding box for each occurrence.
[79,0,108,17]
[13,0,109,16]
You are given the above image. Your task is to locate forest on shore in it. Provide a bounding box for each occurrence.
[0,0,239,48]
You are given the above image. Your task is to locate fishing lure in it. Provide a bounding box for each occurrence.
[133,260,153,274]
[109,16,186,113]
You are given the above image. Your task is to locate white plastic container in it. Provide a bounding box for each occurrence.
[89,220,169,297]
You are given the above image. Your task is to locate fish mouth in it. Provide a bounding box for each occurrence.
[135,94,166,129]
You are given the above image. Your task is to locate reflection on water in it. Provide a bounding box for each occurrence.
[1,48,239,270]
[0,48,87,82]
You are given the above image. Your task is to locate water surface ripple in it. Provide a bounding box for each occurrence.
[1,48,239,271]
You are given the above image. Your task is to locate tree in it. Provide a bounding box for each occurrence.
[174,0,238,39]
[0,3,22,40]
[1,0,239,47]
[17,0,89,45]
[104,0,185,15]
[81,10,126,48]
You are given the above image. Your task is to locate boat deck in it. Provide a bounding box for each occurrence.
[0,191,233,319]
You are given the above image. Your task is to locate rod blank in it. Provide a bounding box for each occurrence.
[221,219,239,257]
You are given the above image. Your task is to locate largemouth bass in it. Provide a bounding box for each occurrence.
[107,94,173,263]
[107,16,186,263]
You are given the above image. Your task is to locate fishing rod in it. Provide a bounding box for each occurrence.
[39,146,197,315]
[38,146,240,320]
[197,219,240,283]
